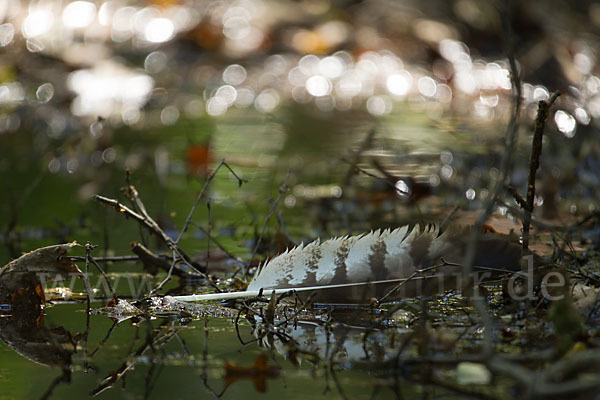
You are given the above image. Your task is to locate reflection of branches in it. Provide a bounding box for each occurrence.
[144,362,164,400]
[89,319,180,397]
[39,369,71,400]
[201,318,227,398]
[328,362,349,400]
[89,320,119,358]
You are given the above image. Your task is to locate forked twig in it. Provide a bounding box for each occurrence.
[176,159,246,244]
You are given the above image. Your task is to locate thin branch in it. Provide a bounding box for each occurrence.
[69,255,140,262]
[130,242,172,275]
[206,200,211,273]
[247,172,290,276]
[342,127,377,188]
[522,91,560,252]
[149,250,178,296]
[88,254,116,299]
[176,159,245,244]
[194,225,245,265]
[505,185,527,209]
[83,243,93,373]
[459,0,524,359]
[92,194,220,291]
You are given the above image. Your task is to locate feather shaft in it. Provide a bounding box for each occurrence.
[172,276,440,302]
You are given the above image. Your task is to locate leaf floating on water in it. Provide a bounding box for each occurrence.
[0,243,81,368]
[1,242,82,308]
[0,242,81,278]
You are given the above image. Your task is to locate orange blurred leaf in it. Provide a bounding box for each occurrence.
[224,354,280,392]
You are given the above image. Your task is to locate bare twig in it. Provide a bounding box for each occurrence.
[522,91,560,252]
[130,242,171,275]
[459,0,524,359]
[340,157,396,189]
[439,205,460,232]
[175,159,245,244]
[83,243,93,373]
[205,200,211,273]
[149,250,178,296]
[246,172,290,276]
[124,169,148,246]
[505,185,527,209]
[69,255,140,262]
[92,194,219,291]
[88,253,116,299]
[342,128,376,188]
[194,225,245,265]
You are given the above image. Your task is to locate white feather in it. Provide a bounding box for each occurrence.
[174,224,524,303]
[345,230,383,281]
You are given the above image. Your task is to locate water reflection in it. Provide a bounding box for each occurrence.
[0,271,75,369]
[0,244,81,399]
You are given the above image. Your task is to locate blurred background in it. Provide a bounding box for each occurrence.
[2,2,600,400]
[1,0,599,261]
